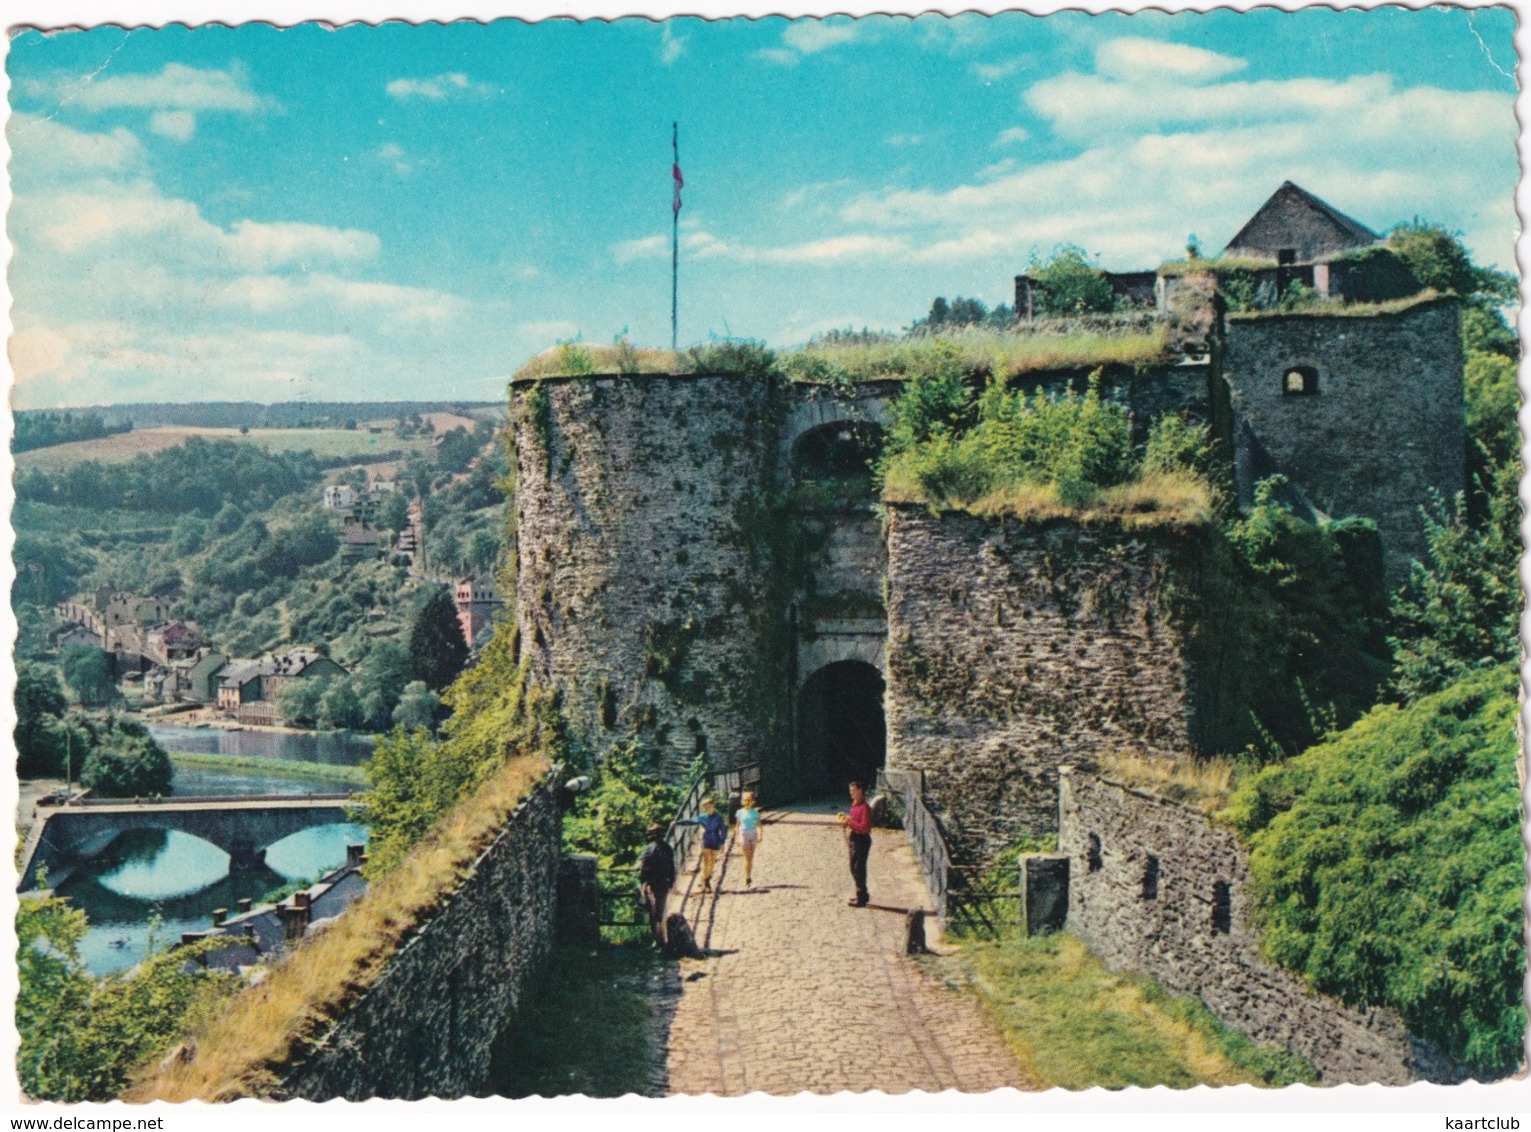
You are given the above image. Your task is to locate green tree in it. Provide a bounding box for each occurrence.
[561,739,686,868]
[79,722,172,797]
[377,489,411,532]
[276,676,330,729]
[15,662,67,777]
[61,645,116,707]
[392,680,441,730]
[1390,457,1521,700]
[318,680,365,730]
[18,889,234,1101]
[356,640,414,729]
[1028,244,1116,316]
[408,586,470,692]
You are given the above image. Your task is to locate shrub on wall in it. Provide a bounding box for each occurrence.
[1224,664,1525,1068]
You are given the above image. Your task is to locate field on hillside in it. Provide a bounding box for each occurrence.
[14,426,434,470]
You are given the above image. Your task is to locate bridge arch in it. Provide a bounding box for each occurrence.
[790,421,886,484]
[792,659,886,803]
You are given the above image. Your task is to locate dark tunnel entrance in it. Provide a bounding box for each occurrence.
[794,660,886,802]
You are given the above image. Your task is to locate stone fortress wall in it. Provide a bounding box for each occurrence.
[278,772,563,1100]
[1057,768,1471,1085]
[1223,296,1463,584]
[883,508,1201,862]
[510,373,779,780]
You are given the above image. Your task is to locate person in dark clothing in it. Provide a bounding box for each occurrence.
[837,781,872,907]
[677,797,728,891]
[638,822,677,948]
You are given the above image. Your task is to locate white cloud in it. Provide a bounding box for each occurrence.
[972,57,1031,83]
[836,61,1516,271]
[1095,37,1247,84]
[375,141,411,174]
[993,127,1031,147]
[660,25,687,66]
[149,110,197,142]
[761,18,861,65]
[66,63,269,114]
[887,133,924,147]
[386,73,485,101]
[783,20,860,55]
[613,226,907,266]
[7,114,145,181]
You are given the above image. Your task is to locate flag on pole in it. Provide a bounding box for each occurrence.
[672,161,684,216]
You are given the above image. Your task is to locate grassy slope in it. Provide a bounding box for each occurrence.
[15,426,432,470]
[929,932,1315,1089]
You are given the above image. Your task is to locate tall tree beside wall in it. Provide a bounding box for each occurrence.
[409,586,469,692]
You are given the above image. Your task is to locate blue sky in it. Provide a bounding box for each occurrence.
[5,7,1519,408]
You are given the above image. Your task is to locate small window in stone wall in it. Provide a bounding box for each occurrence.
[1283,365,1319,396]
[1212,880,1232,935]
[1087,834,1102,873]
[1141,855,1160,900]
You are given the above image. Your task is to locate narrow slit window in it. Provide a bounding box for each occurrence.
[1283,365,1319,396]
[1087,834,1102,873]
[1212,881,1232,935]
[1141,855,1160,900]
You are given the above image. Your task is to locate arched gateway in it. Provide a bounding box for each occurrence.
[791,659,886,802]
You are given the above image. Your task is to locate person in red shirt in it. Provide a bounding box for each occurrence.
[837,781,873,907]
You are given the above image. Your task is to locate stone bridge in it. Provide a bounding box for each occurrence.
[19,794,357,890]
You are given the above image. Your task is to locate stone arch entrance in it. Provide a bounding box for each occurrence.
[793,660,886,802]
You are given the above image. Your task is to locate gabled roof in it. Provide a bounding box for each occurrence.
[1222,181,1380,263]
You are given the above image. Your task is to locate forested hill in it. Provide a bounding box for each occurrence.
[21,401,501,430]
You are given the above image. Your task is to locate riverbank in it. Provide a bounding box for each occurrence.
[135,706,381,743]
[168,752,368,789]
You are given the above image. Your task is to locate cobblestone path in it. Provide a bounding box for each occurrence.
[656,800,1035,1096]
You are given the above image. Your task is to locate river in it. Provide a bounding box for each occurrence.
[59,724,376,975]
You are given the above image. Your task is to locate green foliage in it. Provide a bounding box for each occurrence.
[17,889,236,1101]
[1461,304,1518,358]
[275,675,330,729]
[1463,351,1520,469]
[79,719,173,797]
[13,409,128,453]
[679,338,778,381]
[61,644,117,707]
[354,620,556,878]
[392,680,441,730]
[910,295,1015,333]
[1027,244,1115,316]
[560,739,687,868]
[557,338,597,376]
[15,436,323,515]
[882,369,1142,511]
[883,343,978,456]
[318,679,365,730]
[16,661,68,776]
[1390,457,1521,700]
[1179,480,1390,759]
[1143,412,1232,510]
[408,586,470,692]
[435,426,481,474]
[1224,665,1526,1067]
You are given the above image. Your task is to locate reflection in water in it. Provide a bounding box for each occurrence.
[62,822,368,976]
[148,724,376,767]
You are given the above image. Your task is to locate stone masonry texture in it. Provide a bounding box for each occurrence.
[277,774,562,1100]
[1058,768,1468,1086]
[1224,297,1464,584]
[511,373,779,779]
[885,508,1199,864]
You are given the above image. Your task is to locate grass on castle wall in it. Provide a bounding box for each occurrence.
[883,467,1214,527]
[928,932,1317,1090]
[783,325,1171,383]
[486,943,662,1099]
[513,344,683,381]
[1226,288,1443,320]
[1093,750,1243,813]
[126,752,549,1102]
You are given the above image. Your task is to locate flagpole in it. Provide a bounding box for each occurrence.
[671,121,679,351]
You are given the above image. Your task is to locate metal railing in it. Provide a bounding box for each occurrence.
[877,768,1019,937]
[45,792,355,808]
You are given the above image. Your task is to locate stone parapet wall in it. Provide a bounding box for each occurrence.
[884,509,1199,863]
[511,373,778,779]
[1224,297,1463,583]
[1058,768,1465,1085]
[277,774,563,1100]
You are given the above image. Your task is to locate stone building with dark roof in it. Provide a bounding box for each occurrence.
[1221,180,1380,264]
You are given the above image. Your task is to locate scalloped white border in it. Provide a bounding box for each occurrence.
[0,1,1526,1125]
